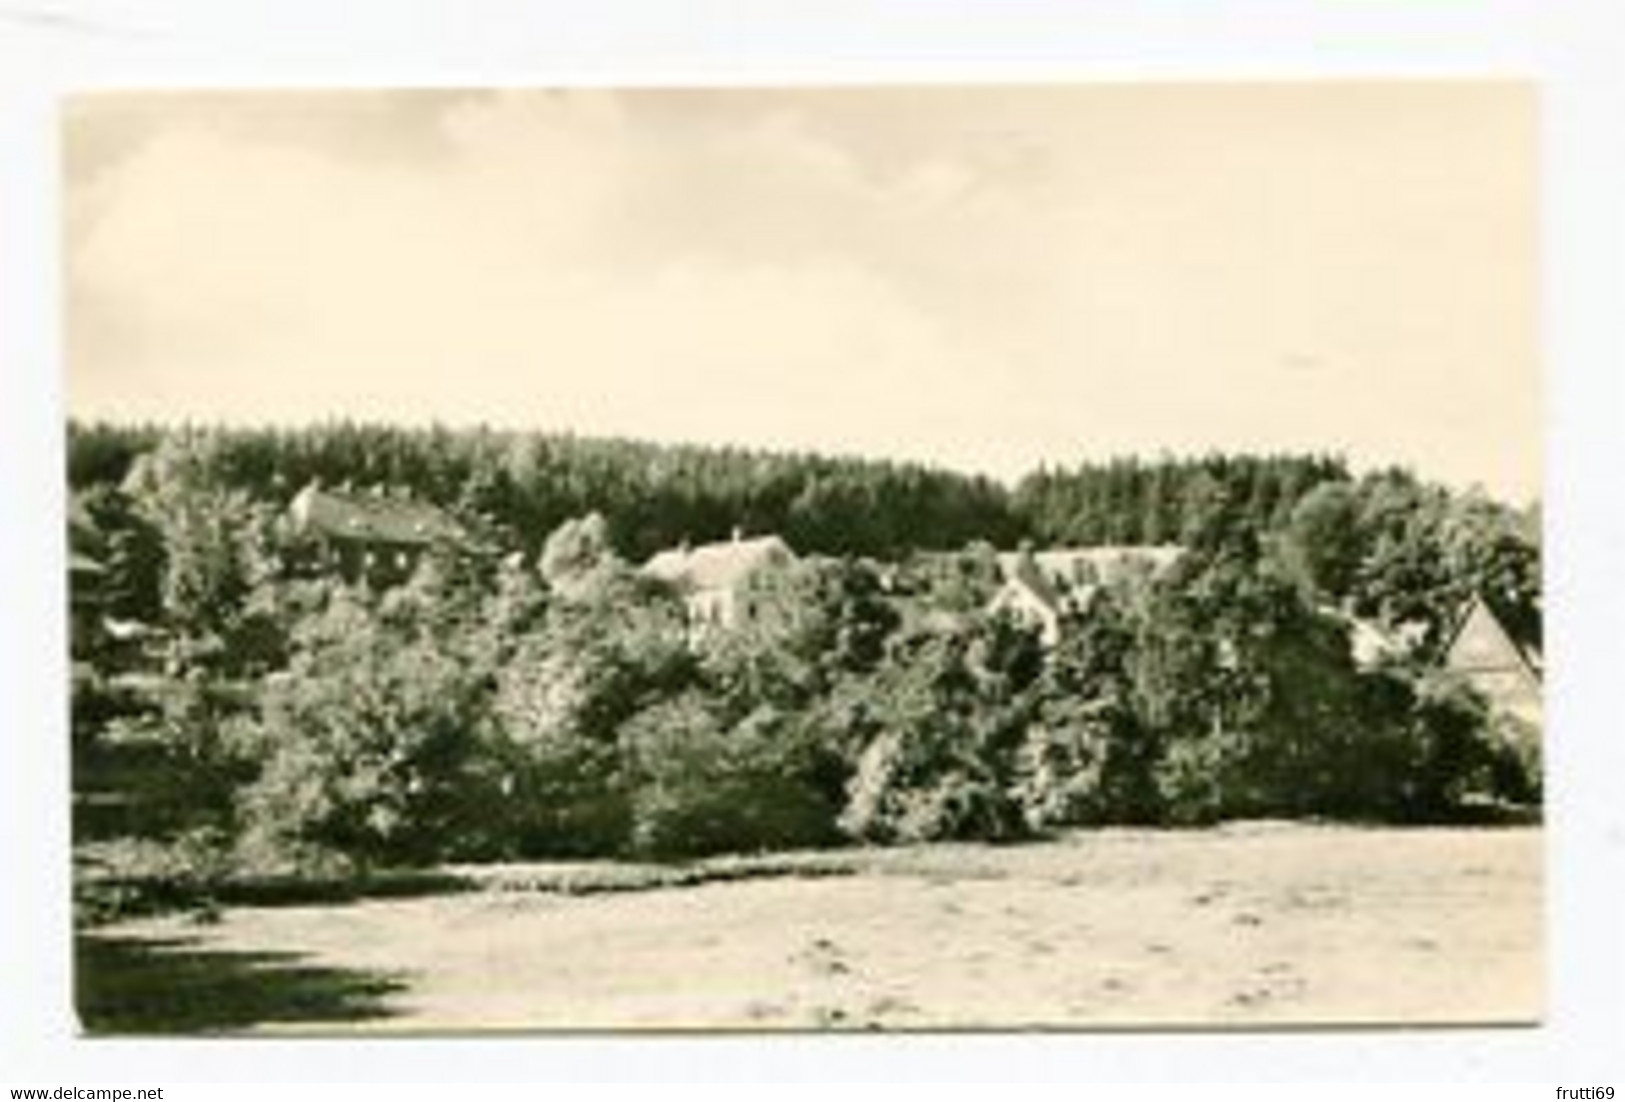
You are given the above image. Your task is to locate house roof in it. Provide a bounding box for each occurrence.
[288,483,464,547]
[1442,594,1542,683]
[999,553,1067,613]
[643,534,793,593]
[995,545,1183,589]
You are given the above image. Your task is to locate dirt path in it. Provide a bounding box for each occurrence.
[79,825,1542,1032]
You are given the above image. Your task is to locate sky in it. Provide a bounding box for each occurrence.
[64,84,1538,500]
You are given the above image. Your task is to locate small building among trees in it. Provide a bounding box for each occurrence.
[1441,594,1543,729]
[286,481,464,584]
[643,531,796,637]
[988,545,1183,647]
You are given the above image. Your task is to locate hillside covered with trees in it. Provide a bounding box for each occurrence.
[67,421,1542,917]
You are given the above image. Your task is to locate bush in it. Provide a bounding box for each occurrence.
[1484,712,1542,806]
[1150,730,1235,826]
[1400,670,1496,817]
[236,592,498,869]
[624,698,841,859]
[842,728,1020,843]
[485,681,634,859]
[1121,549,1511,825]
[1013,694,1156,829]
[837,618,1035,844]
[1015,587,1161,829]
[74,828,234,924]
[489,562,693,856]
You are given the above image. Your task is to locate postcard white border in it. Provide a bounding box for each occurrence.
[4,0,1623,1084]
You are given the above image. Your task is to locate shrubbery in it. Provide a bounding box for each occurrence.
[74,828,234,924]
[1010,589,1161,828]
[1014,695,1152,829]
[1485,712,1542,806]
[73,481,1540,894]
[194,541,1548,878]
[235,587,499,869]
[624,699,842,858]
[837,619,1037,844]
[488,558,692,856]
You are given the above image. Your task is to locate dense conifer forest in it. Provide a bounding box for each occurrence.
[69,421,1369,559]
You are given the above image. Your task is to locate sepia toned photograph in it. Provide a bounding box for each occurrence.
[65,83,1542,1034]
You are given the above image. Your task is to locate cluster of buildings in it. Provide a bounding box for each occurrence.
[66,479,1544,845]
[74,480,1545,736]
[623,519,1542,735]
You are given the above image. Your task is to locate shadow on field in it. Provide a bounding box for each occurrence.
[76,932,408,1034]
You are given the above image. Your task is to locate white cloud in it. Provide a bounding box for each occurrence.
[67,86,1539,498]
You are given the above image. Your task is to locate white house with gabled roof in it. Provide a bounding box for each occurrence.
[642,529,796,637]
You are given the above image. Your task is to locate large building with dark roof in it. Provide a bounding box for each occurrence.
[286,481,465,583]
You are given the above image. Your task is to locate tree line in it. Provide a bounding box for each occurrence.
[67,423,1375,563]
[68,420,1024,563]
[70,420,1541,654]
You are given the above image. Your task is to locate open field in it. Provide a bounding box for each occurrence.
[77,824,1542,1033]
